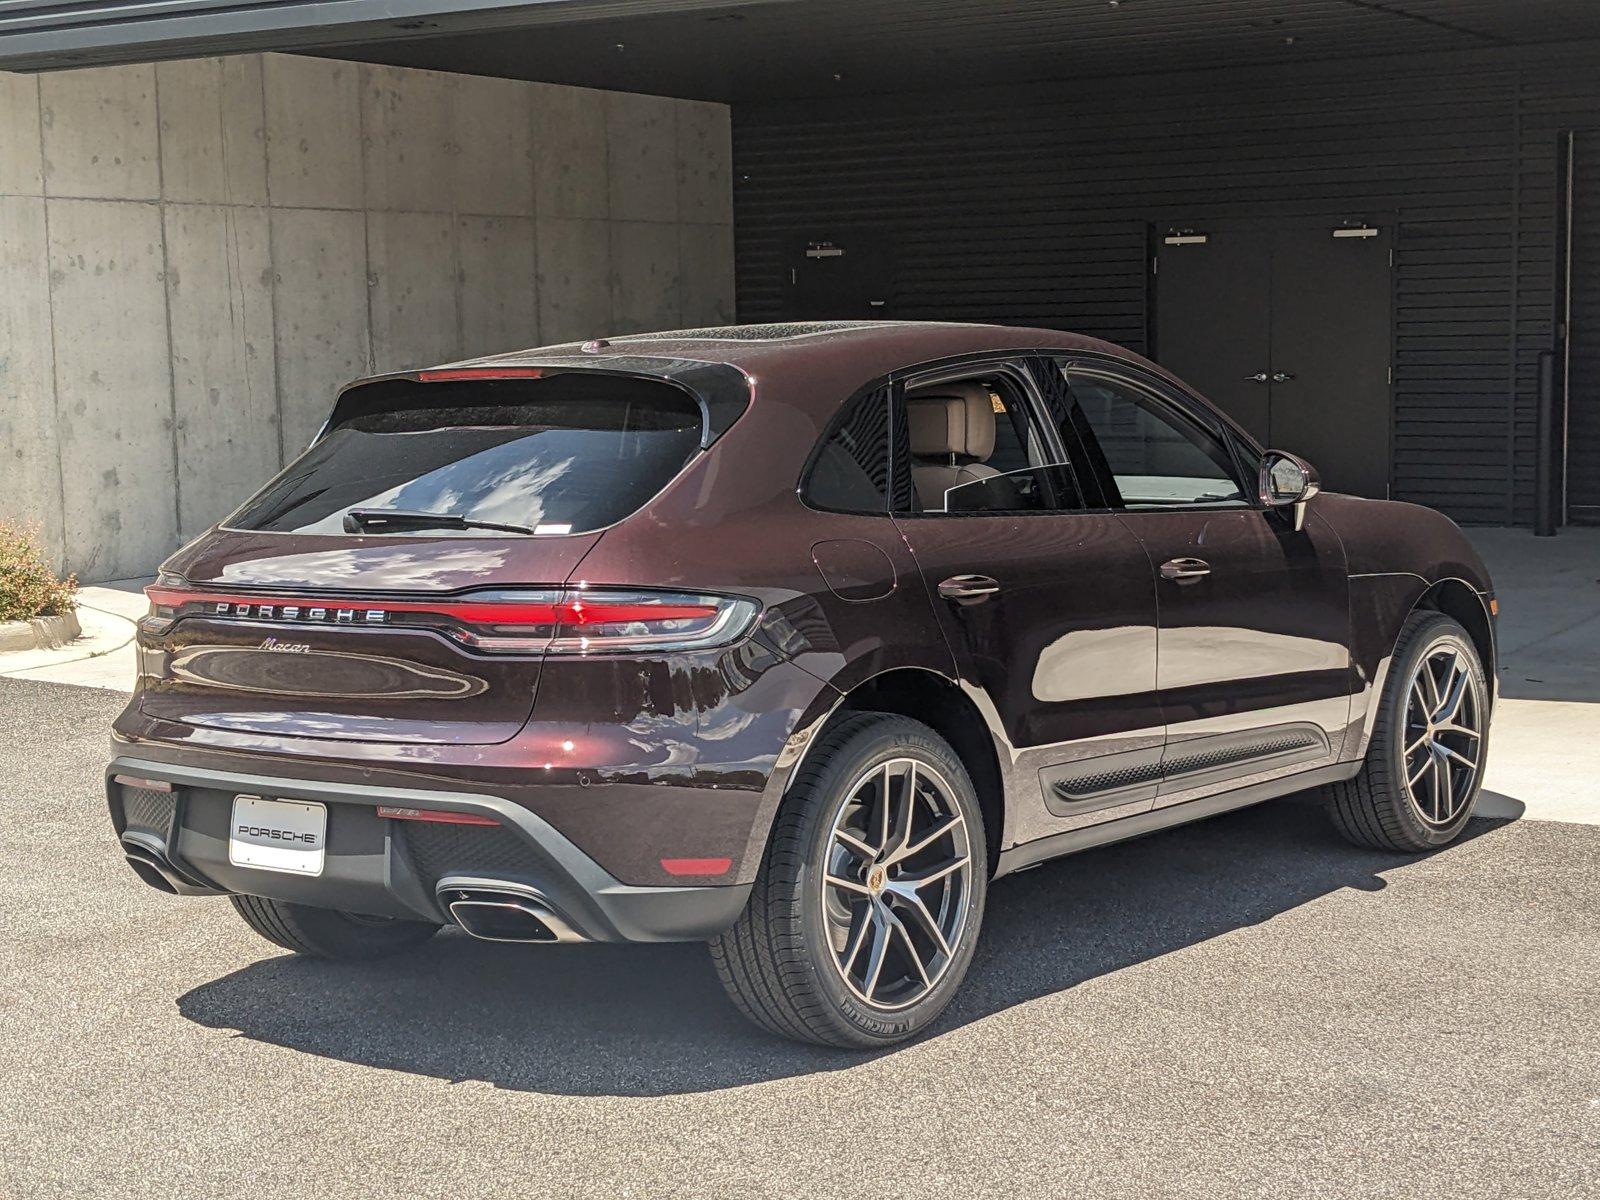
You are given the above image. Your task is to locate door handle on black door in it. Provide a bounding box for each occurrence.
[1271,371,1296,383]
[938,574,1001,604]
[1244,371,1269,383]
[1159,557,1211,583]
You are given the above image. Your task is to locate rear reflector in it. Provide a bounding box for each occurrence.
[376,806,500,827]
[660,856,733,877]
[112,774,173,793]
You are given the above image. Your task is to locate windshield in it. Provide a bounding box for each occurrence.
[229,374,704,537]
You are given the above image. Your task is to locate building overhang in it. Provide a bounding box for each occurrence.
[0,1,782,77]
[5,1,1600,103]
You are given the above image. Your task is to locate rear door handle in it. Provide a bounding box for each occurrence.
[1271,371,1296,383]
[1245,371,1269,383]
[1159,557,1211,583]
[938,574,1001,604]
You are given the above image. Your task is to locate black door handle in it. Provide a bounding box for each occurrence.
[1159,557,1211,583]
[938,574,1001,605]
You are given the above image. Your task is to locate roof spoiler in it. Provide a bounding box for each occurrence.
[314,356,753,451]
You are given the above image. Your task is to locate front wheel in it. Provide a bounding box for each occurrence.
[710,713,987,1048]
[1325,610,1490,851]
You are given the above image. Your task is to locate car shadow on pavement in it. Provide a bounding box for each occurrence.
[177,797,1513,1097]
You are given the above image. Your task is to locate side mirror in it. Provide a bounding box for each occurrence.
[1258,450,1320,531]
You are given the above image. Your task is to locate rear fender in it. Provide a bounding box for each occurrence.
[732,664,1014,879]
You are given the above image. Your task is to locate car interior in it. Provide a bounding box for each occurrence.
[905,377,1060,512]
[905,382,1003,508]
[812,366,1249,516]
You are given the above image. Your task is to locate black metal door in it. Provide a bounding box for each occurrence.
[1568,133,1600,524]
[1155,221,1393,498]
[1153,229,1273,443]
[1268,224,1393,500]
[783,232,894,320]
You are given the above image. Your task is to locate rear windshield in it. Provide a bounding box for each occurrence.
[229,374,703,536]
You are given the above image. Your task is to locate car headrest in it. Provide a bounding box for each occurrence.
[906,383,996,461]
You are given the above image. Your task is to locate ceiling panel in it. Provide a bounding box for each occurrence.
[8,0,1600,99]
[321,0,1600,100]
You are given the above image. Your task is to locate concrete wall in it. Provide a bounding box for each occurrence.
[0,54,734,582]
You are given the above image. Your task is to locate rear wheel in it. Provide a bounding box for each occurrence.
[1325,610,1490,851]
[229,894,441,960]
[710,713,987,1048]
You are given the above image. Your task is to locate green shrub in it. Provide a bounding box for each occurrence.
[0,522,77,623]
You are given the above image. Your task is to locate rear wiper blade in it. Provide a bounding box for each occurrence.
[343,508,537,536]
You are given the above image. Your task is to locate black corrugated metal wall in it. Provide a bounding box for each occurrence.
[733,44,1600,525]
[1565,133,1600,521]
[1525,70,1600,526]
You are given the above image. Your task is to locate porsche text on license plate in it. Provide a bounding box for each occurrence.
[228,795,326,876]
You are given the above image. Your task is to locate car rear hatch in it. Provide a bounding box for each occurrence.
[137,365,738,745]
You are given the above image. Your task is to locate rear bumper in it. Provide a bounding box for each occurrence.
[106,755,751,943]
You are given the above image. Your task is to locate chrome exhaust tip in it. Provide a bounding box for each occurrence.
[123,842,180,894]
[435,876,587,944]
[119,830,222,896]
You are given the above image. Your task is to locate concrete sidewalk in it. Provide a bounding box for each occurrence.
[1473,527,1600,825]
[0,577,147,690]
[3,530,1595,822]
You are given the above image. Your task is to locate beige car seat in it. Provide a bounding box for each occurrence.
[906,382,1001,509]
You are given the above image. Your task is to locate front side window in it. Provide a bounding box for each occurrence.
[895,373,1084,515]
[1230,431,1265,491]
[1064,368,1247,508]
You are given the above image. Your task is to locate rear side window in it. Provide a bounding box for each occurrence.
[896,373,1085,515]
[229,374,703,536]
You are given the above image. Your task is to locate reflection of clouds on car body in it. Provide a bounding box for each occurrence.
[217,545,513,589]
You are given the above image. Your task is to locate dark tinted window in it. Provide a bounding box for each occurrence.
[805,387,891,513]
[984,390,1033,477]
[1066,370,1247,507]
[230,374,703,536]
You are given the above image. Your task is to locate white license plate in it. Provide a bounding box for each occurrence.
[229,795,327,876]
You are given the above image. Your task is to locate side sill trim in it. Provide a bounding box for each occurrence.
[992,761,1362,879]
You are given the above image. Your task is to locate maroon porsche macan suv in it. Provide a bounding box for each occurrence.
[108,322,1495,1047]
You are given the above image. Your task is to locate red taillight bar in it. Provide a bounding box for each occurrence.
[145,586,717,628]
[562,600,717,625]
[375,806,499,827]
[143,583,759,655]
[416,367,544,382]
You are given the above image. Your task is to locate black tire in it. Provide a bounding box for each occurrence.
[1324,610,1490,852]
[229,894,441,960]
[710,713,988,1049]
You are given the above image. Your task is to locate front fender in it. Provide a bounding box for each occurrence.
[1314,494,1493,592]
[1313,494,1495,759]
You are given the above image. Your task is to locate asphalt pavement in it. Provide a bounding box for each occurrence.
[1,675,1596,1199]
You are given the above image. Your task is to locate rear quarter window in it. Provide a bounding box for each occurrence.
[802,386,893,514]
[229,373,704,536]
